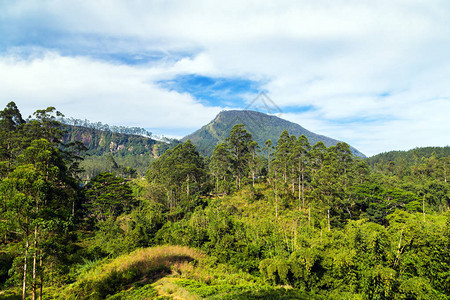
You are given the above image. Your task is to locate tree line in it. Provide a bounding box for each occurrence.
[58,117,152,137]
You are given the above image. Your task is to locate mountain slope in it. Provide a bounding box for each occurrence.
[62,125,166,156]
[182,110,365,157]
[61,125,176,178]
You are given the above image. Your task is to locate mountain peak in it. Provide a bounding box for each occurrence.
[183,109,365,157]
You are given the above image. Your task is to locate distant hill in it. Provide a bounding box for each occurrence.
[366,146,450,167]
[61,125,177,179]
[62,125,167,157]
[182,110,365,157]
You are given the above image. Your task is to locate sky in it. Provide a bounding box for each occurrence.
[1,0,449,156]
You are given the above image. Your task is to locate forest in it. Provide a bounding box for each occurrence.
[0,102,449,299]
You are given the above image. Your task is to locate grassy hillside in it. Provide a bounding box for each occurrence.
[182,110,365,157]
[46,245,313,300]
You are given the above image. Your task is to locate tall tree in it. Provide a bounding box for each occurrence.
[85,172,134,222]
[273,130,293,184]
[0,104,82,299]
[210,143,232,196]
[1,165,38,300]
[291,135,310,209]
[146,140,206,211]
[248,141,260,187]
[226,124,253,189]
[0,101,26,174]
[264,139,273,175]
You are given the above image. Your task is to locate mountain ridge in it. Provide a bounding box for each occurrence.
[182,110,366,157]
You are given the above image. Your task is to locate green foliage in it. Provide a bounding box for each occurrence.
[1,102,449,299]
[0,102,83,299]
[85,172,135,222]
[106,284,159,299]
[60,121,179,179]
[146,140,207,216]
[367,146,450,167]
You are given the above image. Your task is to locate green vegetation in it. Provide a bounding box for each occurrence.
[0,102,448,299]
[182,110,366,157]
[61,122,178,180]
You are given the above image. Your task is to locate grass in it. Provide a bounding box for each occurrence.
[61,245,204,299]
[52,244,318,299]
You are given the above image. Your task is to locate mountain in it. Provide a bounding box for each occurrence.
[62,125,169,157]
[61,125,178,178]
[182,110,365,157]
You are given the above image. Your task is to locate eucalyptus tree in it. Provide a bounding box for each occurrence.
[1,164,39,299]
[309,141,327,178]
[311,155,340,231]
[146,140,206,210]
[2,140,77,299]
[273,130,293,184]
[226,124,253,189]
[264,139,273,175]
[210,143,232,196]
[269,158,283,219]
[0,102,25,175]
[0,104,82,300]
[290,135,311,209]
[248,140,260,187]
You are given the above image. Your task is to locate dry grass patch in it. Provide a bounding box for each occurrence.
[63,245,205,300]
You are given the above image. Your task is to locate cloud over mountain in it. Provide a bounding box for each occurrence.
[1,0,449,155]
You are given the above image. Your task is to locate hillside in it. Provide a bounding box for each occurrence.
[61,125,175,178]
[182,110,365,157]
[62,125,167,156]
[366,146,450,166]
[58,245,313,299]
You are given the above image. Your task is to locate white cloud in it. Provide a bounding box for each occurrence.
[1,0,449,156]
[0,52,222,131]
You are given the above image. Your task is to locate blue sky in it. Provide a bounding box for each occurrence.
[157,75,262,107]
[1,0,449,156]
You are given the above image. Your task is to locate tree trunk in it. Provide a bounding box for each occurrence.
[39,249,43,300]
[275,183,278,219]
[298,175,301,210]
[32,226,38,300]
[394,228,404,267]
[252,171,255,187]
[327,209,331,231]
[423,195,426,222]
[186,175,190,197]
[23,230,29,300]
[292,178,295,195]
[301,172,305,208]
[293,220,297,250]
